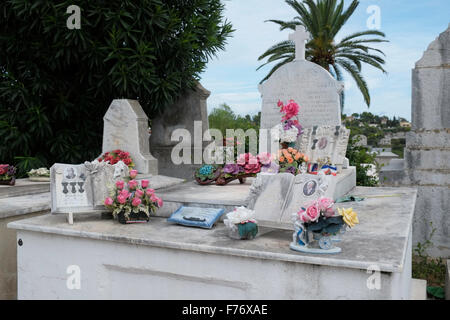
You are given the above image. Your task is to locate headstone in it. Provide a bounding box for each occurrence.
[379,24,450,257]
[259,25,344,151]
[298,125,350,172]
[246,172,329,229]
[50,161,129,214]
[150,83,210,180]
[103,99,158,175]
[50,163,97,214]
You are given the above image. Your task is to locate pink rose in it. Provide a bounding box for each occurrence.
[280,100,300,121]
[115,180,124,189]
[306,204,320,222]
[128,180,138,190]
[157,197,163,207]
[129,169,138,179]
[150,194,158,202]
[257,152,272,165]
[119,189,130,198]
[135,189,144,198]
[141,179,149,188]
[146,188,155,196]
[318,197,333,211]
[117,195,127,204]
[324,207,335,218]
[104,197,113,206]
[132,197,141,207]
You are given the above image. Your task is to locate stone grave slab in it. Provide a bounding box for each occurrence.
[103,99,158,175]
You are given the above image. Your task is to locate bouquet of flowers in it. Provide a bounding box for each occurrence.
[0,164,16,185]
[195,164,221,183]
[278,148,309,175]
[290,197,359,253]
[27,167,50,182]
[295,197,359,235]
[104,171,163,224]
[224,207,258,240]
[98,149,134,168]
[274,100,303,147]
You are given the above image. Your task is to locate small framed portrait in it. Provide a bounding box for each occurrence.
[318,137,328,150]
[303,180,317,196]
[64,167,77,180]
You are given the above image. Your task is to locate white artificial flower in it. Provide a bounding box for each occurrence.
[279,126,299,143]
[224,206,256,225]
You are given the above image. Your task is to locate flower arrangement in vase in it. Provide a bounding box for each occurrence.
[98,149,134,168]
[273,100,303,149]
[27,167,50,182]
[278,147,309,175]
[290,197,359,254]
[0,164,16,186]
[224,207,258,240]
[104,169,163,224]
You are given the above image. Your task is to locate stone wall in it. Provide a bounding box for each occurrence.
[380,25,450,257]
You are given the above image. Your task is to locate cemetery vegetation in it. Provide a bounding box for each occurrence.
[0,0,233,177]
[258,0,387,108]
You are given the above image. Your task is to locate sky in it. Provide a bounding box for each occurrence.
[200,0,450,121]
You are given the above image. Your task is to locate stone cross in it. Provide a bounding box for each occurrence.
[289,25,310,61]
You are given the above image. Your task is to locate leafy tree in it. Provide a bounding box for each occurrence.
[346,142,378,187]
[257,0,387,108]
[0,0,233,175]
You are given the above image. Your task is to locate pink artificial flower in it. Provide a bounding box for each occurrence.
[128,180,138,190]
[157,197,163,207]
[150,194,158,202]
[257,152,272,165]
[115,180,125,189]
[318,197,333,211]
[141,179,149,188]
[129,169,138,179]
[135,189,144,198]
[119,189,130,198]
[280,99,300,121]
[117,195,127,204]
[324,207,335,218]
[146,188,155,196]
[237,153,248,165]
[104,197,113,206]
[306,204,320,222]
[300,211,310,223]
[244,161,261,174]
[132,197,142,207]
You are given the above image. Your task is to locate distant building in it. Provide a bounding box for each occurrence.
[368,123,378,128]
[400,120,411,128]
[380,117,388,125]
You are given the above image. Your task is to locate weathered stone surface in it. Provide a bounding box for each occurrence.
[0,193,50,219]
[103,99,158,175]
[150,83,210,180]
[0,179,49,199]
[381,26,450,257]
[412,25,450,130]
[259,60,343,132]
[446,259,450,300]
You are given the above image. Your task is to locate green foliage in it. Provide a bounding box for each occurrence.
[412,222,447,290]
[0,0,233,175]
[346,141,378,187]
[258,0,388,109]
[391,138,405,158]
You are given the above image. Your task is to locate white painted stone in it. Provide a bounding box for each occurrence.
[8,187,417,300]
[103,99,158,175]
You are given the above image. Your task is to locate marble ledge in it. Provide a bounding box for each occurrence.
[0,192,50,219]
[8,186,417,274]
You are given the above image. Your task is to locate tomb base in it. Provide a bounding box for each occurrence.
[8,186,416,299]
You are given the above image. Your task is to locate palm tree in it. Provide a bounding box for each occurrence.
[257,0,388,108]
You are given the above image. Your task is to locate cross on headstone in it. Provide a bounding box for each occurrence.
[289,25,310,61]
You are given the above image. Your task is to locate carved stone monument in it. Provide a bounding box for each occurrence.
[259,26,344,153]
[298,125,350,172]
[103,99,158,175]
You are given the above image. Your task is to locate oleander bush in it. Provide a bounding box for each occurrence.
[0,0,233,176]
